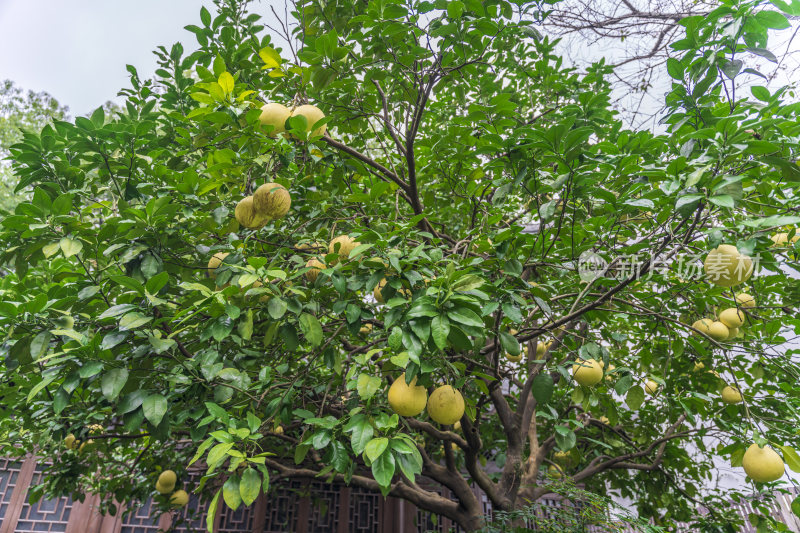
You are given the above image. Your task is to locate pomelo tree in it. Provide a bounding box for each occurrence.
[2,0,800,530]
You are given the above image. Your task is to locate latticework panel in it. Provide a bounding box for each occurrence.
[120,498,162,533]
[14,463,74,533]
[0,457,22,521]
[306,480,341,532]
[170,490,210,533]
[348,485,380,533]
[263,480,302,532]
[217,500,254,532]
[416,508,445,533]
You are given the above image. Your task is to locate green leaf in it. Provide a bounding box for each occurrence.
[145,271,169,294]
[207,489,221,533]
[223,475,242,511]
[755,10,790,29]
[499,331,520,356]
[532,374,554,405]
[298,313,323,346]
[148,335,176,354]
[447,307,484,328]
[218,72,234,96]
[447,0,464,18]
[119,312,152,330]
[357,373,381,400]
[431,315,450,350]
[142,393,168,426]
[59,237,82,258]
[615,374,633,395]
[666,57,684,79]
[779,446,800,473]
[259,47,283,68]
[751,85,771,101]
[626,386,645,410]
[348,420,373,455]
[101,368,129,401]
[30,331,51,360]
[239,468,261,506]
[555,428,576,451]
[268,297,288,319]
[371,450,396,489]
[364,437,389,462]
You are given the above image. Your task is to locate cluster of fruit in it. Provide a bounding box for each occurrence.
[387,373,465,426]
[155,470,189,507]
[63,424,104,454]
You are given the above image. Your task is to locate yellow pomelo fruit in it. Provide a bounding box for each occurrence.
[599,416,609,424]
[735,293,756,308]
[235,196,268,229]
[693,361,705,372]
[155,480,172,495]
[170,489,190,507]
[305,258,325,283]
[692,318,713,335]
[726,327,739,340]
[328,235,358,260]
[359,323,373,335]
[645,380,659,395]
[721,386,742,404]
[373,279,387,303]
[536,341,551,356]
[548,465,564,478]
[742,443,784,482]
[453,421,462,431]
[427,385,465,425]
[387,373,428,417]
[770,232,799,246]
[259,103,291,136]
[572,359,603,387]
[605,364,616,382]
[88,423,104,434]
[708,321,730,341]
[207,252,230,279]
[554,451,571,464]
[505,351,522,363]
[79,440,95,454]
[158,470,177,490]
[703,244,753,287]
[274,425,284,435]
[719,308,745,329]
[64,434,77,450]
[253,183,291,220]
[290,104,326,137]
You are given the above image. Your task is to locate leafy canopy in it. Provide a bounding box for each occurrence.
[2,0,800,530]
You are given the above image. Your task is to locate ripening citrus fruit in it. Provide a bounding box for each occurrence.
[703,244,753,287]
[693,361,705,372]
[156,470,178,494]
[708,321,730,341]
[692,318,713,335]
[64,434,77,450]
[719,308,745,329]
[736,293,756,308]
[645,380,659,395]
[721,386,742,404]
[742,444,784,482]
[572,359,603,387]
[235,196,268,229]
[727,327,739,340]
[305,258,325,283]
[253,183,291,220]
[770,232,799,246]
[328,235,358,261]
[207,252,229,279]
[170,489,190,507]
[258,102,290,136]
[387,373,428,417]
[427,385,465,425]
[290,104,326,137]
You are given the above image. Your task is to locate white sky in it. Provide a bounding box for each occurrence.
[0,0,216,115]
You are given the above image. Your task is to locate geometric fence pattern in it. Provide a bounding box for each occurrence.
[2,455,800,533]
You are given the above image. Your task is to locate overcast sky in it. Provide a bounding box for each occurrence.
[0,0,216,115]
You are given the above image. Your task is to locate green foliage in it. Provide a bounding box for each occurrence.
[476,482,664,532]
[0,80,67,211]
[1,0,800,530]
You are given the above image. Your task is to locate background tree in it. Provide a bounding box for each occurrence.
[0,80,66,211]
[2,0,800,531]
